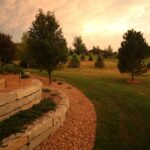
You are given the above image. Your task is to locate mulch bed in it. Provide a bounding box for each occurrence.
[34,76,97,150]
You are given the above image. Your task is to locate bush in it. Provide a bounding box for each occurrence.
[68,53,80,68]
[0,65,4,74]
[42,88,51,93]
[19,61,28,68]
[147,62,150,68]
[80,54,86,61]
[88,53,94,61]
[20,71,30,79]
[0,98,56,142]
[3,64,16,73]
[95,54,105,68]
[57,81,63,85]
[13,65,24,74]
[0,64,26,76]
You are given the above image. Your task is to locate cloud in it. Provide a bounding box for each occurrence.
[0,0,150,50]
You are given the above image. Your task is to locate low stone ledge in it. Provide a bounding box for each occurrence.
[0,92,16,106]
[0,90,69,150]
[0,79,42,121]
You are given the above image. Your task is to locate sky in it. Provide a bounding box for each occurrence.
[0,0,150,50]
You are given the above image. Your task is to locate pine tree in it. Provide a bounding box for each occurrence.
[118,29,149,80]
[68,53,80,68]
[28,9,68,83]
[95,54,104,68]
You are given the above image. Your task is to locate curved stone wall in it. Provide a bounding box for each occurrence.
[0,90,69,150]
[0,79,42,121]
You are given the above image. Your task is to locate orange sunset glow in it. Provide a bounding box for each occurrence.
[0,0,150,50]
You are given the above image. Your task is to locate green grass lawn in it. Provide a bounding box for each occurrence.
[28,59,150,150]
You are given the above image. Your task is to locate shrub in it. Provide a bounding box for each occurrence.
[80,54,86,61]
[0,65,4,74]
[53,79,57,82]
[42,88,51,93]
[14,66,24,74]
[3,64,16,73]
[19,61,28,68]
[0,64,26,76]
[88,53,94,61]
[57,81,63,85]
[147,62,150,68]
[20,71,30,79]
[68,53,80,68]
[0,98,56,142]
[95,54,105,68]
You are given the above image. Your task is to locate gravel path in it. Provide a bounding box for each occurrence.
[34,76,97,150]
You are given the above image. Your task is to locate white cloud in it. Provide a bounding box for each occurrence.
[0,0,150,50]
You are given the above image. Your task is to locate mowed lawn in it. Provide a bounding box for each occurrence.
[29,59,150,150]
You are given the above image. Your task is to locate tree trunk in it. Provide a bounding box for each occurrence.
[131,72,134,81]
[48,70,52,84]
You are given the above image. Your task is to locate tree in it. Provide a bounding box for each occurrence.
[0,32,16,64]
[88,52,94,61]
[80,54,86,61]
[28,9,68,83]
[68,53,80,68]
[92,46,101,55]
[118,29,149,80]
[103,45,113,58]
[95,54,104,68]
[17,32,30,68]
[73,36,87,55]
[68,47,74,55]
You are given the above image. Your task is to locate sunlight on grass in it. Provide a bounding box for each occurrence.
[29,59,150,150]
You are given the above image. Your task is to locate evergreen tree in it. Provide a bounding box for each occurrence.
[88,52,94,61]
[28,9,68,83]
[80,54,86,61]
[0,32,16,64]
[73,36,87,55]
[95,54,105,68]
[68,53,80,68]
[17,32,30,68]
[118,29,149,80]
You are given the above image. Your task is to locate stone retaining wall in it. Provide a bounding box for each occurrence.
[0,79,42,121]
[0,90,69,150]
[0,78,5,90]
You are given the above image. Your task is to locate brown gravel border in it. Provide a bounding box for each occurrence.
[34,76,97,150]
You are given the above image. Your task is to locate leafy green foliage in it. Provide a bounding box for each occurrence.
[0,65,4,74]
[68,53,80,68]
[88,52,94,61]
[91,46,101,55]
[118,29,149,80]
[17,33,31,68]
[0,32,16,64]
[80,54,86,61]
[3,64,16,73]
[95,54,105,68]
[0,99,56,142]
[28,9,68,82]
[147,62,150,68]
[103,45,113,58]
[73,36,87,55]
[0,64,24,75]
